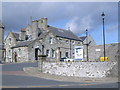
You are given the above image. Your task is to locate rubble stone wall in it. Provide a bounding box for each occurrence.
[39,61,117,78]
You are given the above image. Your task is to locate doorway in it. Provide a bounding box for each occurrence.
[60,51,62,58]
[35,48,39,60]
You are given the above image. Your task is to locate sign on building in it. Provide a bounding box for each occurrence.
[74,46,84,61]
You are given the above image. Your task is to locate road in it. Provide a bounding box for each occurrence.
[1,62,119,88]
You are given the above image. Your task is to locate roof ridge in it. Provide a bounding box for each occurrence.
[49,25,67,31]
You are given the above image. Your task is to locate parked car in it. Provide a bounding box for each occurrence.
[60,57,74,62]
[64,58,74,62]
[60,57,67,62]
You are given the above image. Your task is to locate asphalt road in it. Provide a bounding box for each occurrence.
[1,62,119,88]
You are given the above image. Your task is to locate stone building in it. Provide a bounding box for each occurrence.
[0,21,5,62]
[4,17,96,62]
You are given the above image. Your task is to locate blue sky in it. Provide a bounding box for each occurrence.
[2,2,118,45]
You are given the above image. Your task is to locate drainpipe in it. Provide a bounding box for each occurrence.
[70,39,71,58]
[42,45,44,55]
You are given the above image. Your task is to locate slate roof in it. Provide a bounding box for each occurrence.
[48,26,80,41]
[20,28,26,32]
[12,40,34,48]
[36,31,48,40]
[11,25,82,48]
[12,33,20,41]
[79,36,87,41]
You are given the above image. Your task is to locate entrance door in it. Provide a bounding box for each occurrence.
[60,51,62,58]
[35,48,39,60]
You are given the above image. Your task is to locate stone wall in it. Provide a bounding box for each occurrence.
[88,43,120,61]
[13,47,29,62]
[39,61,117,78]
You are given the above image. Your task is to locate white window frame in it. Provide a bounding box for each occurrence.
[65,52,69,58]
[52,49,55,58]
[46,49,50,57]
[49,37,53,44]
[9,38,11,45]
[72,41,75,44]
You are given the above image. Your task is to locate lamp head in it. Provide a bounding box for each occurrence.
[101,12,105,18]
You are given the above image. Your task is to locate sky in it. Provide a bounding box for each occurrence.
[1,2,119,45]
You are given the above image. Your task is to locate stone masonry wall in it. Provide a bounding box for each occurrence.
[88,43,120,61]
[39,61,117,78]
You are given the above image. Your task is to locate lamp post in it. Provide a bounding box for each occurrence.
[101,12,106,61]
[86,29,89,61]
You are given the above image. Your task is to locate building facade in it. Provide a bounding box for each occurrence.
[0,21,5,62]
[4,18,96,62]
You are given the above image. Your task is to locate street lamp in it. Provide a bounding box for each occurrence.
[101,12,106,61]
[86,29,89,61]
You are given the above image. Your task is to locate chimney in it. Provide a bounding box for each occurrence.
[31,20,39,39]
[38,17,48,30]
[20,28,26,41]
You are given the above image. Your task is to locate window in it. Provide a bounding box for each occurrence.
[72,41,75,44]
[78,42,80,44]
[38,32,41,37]
[9,38,11,45]
[18,48,21,55]
[49,37,53,44]
[28,35,32,40]
[26,35,29,40]
[41,20,43,23]
[46,49,50,57]
[66,40,69,43]
[52,49,55,58]
[9,50,10,54]
[66,52,69,58]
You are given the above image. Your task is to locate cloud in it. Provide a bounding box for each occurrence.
[64,2,118,36]
[2,2,118,44]
[106,24,118,33]
[0,2,2,20]
[65,15,95,35]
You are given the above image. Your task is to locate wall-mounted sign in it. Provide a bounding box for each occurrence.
[96,49,101,52]
[74,46,84,61]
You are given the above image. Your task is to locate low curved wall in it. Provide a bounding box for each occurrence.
[39,62,117,78]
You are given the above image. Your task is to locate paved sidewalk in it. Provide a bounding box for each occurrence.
[23,67,118,83]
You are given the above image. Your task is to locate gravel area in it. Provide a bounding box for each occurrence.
[23,67,118,83]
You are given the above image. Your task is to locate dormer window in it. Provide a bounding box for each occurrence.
[41,20,43,23]
[9,38,11,45]
[49,37,53,44]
